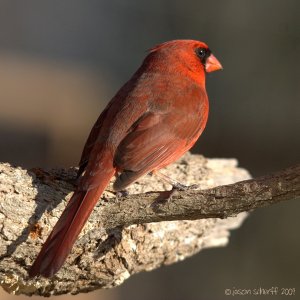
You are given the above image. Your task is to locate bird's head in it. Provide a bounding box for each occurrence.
[193,41,223,73]
[147,40,222,78]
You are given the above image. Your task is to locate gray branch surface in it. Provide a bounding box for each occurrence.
[0,153,298,296]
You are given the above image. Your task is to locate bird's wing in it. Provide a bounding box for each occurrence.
[77,69,151,177]
[113,110,203,190]
[77,100,115,177]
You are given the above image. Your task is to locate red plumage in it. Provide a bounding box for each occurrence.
[29,39,222,277]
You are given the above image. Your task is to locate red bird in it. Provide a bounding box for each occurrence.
[29,39,222,277]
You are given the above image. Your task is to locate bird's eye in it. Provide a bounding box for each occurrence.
[196,48,207,59]
[196,47,211,64]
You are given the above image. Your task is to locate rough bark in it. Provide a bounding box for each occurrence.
[0,153,298,296]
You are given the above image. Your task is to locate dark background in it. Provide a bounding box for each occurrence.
[0,1,299,300]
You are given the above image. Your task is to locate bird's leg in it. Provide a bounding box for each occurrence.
[154,171,199,191]
[150,171,199,206]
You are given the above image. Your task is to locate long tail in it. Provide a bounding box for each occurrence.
[29,168,115,278]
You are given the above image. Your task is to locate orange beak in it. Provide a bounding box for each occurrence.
[205,54,223,73]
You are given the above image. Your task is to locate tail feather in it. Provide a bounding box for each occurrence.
[29,170,114,278]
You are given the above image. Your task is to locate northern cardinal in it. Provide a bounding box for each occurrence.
[29,39,222,277]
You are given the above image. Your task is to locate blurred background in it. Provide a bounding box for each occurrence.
[0,0,299,299]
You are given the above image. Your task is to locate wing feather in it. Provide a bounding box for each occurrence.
[113,108,205,190]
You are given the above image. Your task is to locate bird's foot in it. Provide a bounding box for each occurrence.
[154,170,199,191]
[152,183,199,209]
[171,182,199,191]
[116,190,129,198]
[165,183,199,201]
[104,189,129,199]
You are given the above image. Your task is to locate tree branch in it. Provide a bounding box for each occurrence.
[0,154,298,296]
